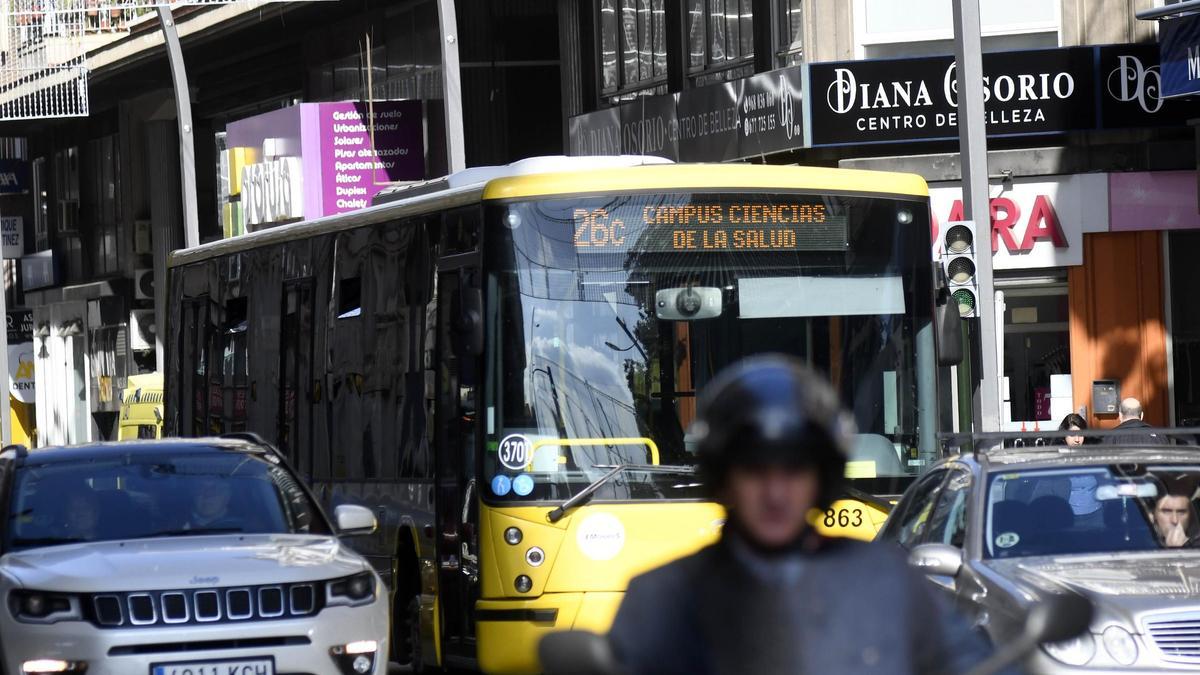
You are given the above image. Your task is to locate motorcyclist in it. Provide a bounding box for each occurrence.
[607,354,1006,674]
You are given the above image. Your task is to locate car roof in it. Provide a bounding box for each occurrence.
[971,445,1200,472]
[1,438,272,464]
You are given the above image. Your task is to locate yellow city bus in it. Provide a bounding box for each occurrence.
[165,157,959,672]
[117,372,164,440]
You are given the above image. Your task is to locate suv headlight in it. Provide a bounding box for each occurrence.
[1044,632,1096,666]
[8,590,81,624]
[326,572,377,608]
[1102,626,1138,665]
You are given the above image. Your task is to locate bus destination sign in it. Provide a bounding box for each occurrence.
[572,202,849,253]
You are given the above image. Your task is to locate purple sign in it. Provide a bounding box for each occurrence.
[1109,171,1200,232]
[224,100,424,228]
[317,101,424,216]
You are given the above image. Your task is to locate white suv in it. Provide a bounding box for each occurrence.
[0,437,388,675]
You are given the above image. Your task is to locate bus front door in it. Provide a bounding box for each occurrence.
[434,265,481,661]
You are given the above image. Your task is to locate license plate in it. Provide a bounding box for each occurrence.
[151,658,274,675]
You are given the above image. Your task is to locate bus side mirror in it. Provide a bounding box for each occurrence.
[934,263,964,367]
[456,287,484,357]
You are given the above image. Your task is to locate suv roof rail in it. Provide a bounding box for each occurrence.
[219,431,278,452]
[1,444,28,459]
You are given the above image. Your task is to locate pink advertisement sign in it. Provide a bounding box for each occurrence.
[317,101,424,216]
[1109,171,1200,232]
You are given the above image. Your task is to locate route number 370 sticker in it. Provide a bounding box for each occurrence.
[498,434,532,471]
[823,508,864,528]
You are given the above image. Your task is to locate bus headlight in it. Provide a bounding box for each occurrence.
[1102,626,1138,666]
[514,575,533,593]
[525,547,545,567]
[504,527,522,545]
[1044,633,1095,666]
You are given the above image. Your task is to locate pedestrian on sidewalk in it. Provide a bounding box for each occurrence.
[1102,398,1167,446]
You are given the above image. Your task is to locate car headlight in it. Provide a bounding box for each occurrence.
[1102,625,1138,666]
[8,590,81,624]
[1044,632,1096,666]
[326,572,377,607]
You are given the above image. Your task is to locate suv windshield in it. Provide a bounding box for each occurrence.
[987,465,1200,558]
[482,191,935,504]
[5,448,329,551]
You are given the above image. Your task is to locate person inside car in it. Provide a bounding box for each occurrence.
[186,477,236,530]
[61,488,100,540]
[606,355,1004,675]
[1152,492,1199,548]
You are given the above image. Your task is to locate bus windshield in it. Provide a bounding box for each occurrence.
[482,191,938,504]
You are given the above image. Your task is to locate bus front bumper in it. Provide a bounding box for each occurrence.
[476,592,624,674]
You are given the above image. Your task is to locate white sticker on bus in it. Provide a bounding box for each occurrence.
[576,513,626,561]
[498,434,532,471]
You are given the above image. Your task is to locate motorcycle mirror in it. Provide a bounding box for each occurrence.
[964,591,1093,675]
[539,630,622,675]
[1027,591,1094,644]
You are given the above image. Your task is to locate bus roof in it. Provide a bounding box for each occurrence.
[481,163,929,201]
[170,158,927,267]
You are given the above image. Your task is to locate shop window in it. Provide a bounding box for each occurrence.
[1170,232,1200,426]
[999,278,1071,429]
[31,156,48,251]
[599,0,668,97]
[54,147,79,234]
[777,0,803,66]
[687,0,754,85]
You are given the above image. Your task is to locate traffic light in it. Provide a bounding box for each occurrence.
[941,220,979,318]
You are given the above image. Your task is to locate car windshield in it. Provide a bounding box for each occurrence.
[4,448,329,552]
[482,191,936,504]
[986,465,1200,558]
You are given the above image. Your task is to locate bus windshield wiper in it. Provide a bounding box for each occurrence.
[546,464,697,523]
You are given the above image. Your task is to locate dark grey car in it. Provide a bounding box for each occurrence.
[879,444,1200,673]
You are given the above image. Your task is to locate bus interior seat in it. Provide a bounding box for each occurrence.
[850,434,904,476]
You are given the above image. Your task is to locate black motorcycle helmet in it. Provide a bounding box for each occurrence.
[690,354,852,509]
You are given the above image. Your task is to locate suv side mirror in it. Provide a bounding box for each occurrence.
[933,263,964,367]
[334,504,378,536]
[908,542,963,577]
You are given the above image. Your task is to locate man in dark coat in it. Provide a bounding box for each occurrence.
[1102,398,1167,446]
[607,355,1006,675]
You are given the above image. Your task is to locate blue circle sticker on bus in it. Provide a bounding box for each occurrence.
[491,475,512,496]
[513,474,534,497]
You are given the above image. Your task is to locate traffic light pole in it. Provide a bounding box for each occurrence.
[952,0,1002,432]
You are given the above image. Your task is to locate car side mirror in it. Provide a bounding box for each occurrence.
[908,542,963,577]
[933,262,964,367]
[334,504,378,536]
[539,630,621,675]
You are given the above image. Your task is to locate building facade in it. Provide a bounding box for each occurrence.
[558,0,1200,432]
[1,0,562,445]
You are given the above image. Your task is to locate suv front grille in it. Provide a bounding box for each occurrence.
[1146,611,1200,663]
[87,582,323,629]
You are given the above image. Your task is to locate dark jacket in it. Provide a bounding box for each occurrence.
[1101,419,1168,446]
[608,532,1003,675]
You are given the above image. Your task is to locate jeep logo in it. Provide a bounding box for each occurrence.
[189,575,220,585]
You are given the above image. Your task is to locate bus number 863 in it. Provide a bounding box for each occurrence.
[823,508,863,528]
